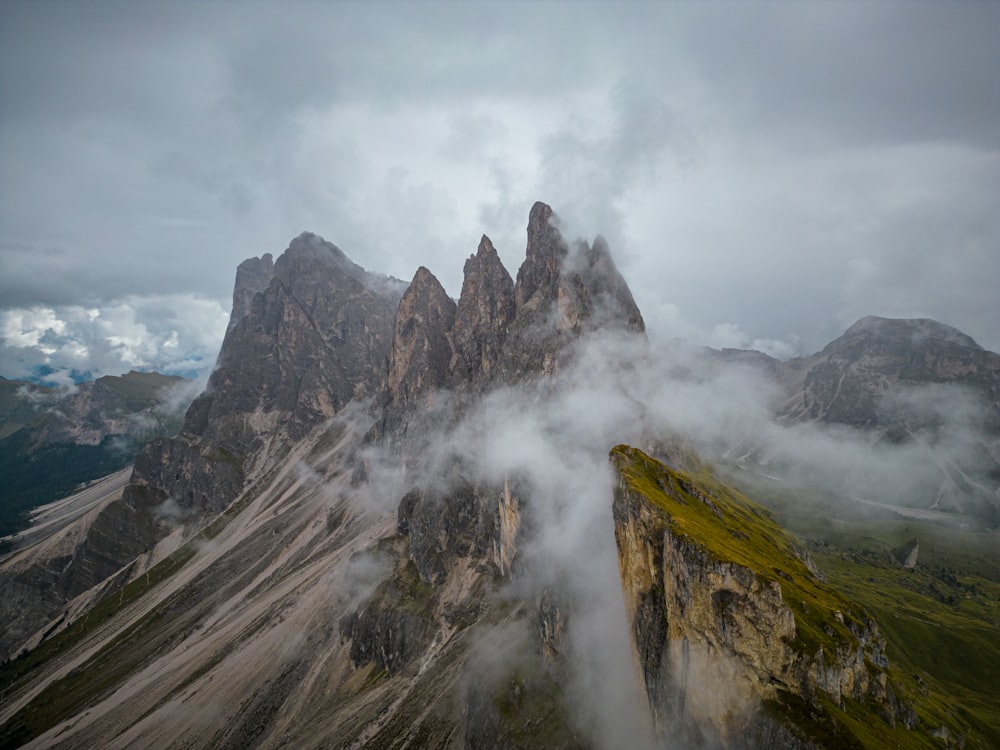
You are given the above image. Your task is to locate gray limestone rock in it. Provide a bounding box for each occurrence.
[385,266,457,410]
[451,235,516,384]
[227,252,274,333]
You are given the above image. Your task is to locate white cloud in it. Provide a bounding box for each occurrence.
[0,294,228,382]
[1,0,998,380]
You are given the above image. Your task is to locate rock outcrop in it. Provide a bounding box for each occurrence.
[385,266,457,410]
[781,316,1000,429]
[711,316,1000,524]
[379,200,645,423]
[498,202,645,382]
[187,232,404,458]
[0,235,405,663]
[451,235,516,384]
[137,233,404,512]
[226,252,274,333]
[2,202,991,750]
[117,232,404,544]
[892,538,919,569]
[611,445,911,748]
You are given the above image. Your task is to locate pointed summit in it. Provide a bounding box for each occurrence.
[557,235,645,335]
[386,266,458,407]
[452,235,516,382]
[497,202,646,380]
[227,253,274,333]
[515,201,567,312]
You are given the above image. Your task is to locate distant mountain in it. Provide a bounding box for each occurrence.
[0,371,191,543]
[1,203,996,749]
[713,316,1000,523]
[778,316,999,429]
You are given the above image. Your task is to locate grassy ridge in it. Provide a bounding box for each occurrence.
[612,445,867,659]
[612,445,995,749]
[816,549,1000,748]
[722,465,1000,748]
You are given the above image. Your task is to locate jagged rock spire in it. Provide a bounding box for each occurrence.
[386,266,457,407]
[556,233,645,335]
[452,235,516,382]
[515,201,567,312]
[227,253,274,333]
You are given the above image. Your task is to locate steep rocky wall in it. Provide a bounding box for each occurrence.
[226,252,274,334]
[611,445,913,748]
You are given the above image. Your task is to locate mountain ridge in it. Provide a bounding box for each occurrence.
[0,202,996,749]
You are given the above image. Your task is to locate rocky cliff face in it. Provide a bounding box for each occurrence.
[374,201,645,441]
[226,252,274,333]
[187,232,404,454]
[385,266,457,410]
[498,202,645,382]
[134,233,404,515]
[0,235,403,661]
[781,316,1000,429]
[611,445,912,748]
[452,235,517,384]
[5,202,987,750]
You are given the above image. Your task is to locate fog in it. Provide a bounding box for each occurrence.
[350,285,997,745]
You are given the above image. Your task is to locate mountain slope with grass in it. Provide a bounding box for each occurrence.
[0,202,997,749]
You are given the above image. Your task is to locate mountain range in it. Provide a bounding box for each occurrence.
[0,202,997,749]
[0,371,192,545]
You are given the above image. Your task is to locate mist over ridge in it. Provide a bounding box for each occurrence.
[0,200,997,749]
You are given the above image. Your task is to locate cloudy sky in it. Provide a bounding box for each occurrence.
[1,1,997,383]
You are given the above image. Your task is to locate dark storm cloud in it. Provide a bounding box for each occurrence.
[1,1,997,382]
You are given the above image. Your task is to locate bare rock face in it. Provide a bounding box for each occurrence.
[124,433,244,515]
[782,316,1000,429]
[397,478,511,585]
[124,230,402,533]
[13,234,404,660]
[451,235,516,383]
[385,266,458,410]
[378,203,647,631]
[190,232,404,454]
[515,201,567,312]
[556,235,645,335]
[499,202,645,381]
[892,538,919,569]
[226,252,274,333]
[370,202,646,463]
[611,445,911,748]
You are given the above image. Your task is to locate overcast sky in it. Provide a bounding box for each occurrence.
[1,1,997,383]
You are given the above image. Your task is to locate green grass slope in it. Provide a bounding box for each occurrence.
[612,445,995,749]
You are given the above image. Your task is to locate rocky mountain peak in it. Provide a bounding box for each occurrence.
[490,202,646,382]
[273,232,374,288]
[4,202,998,749]
[783,315,1000,429]
[840,315,983,352]
[130,231,402,527]
[556,235,646,335]
[515,200,567,312]
[385,266,457,408]
[452,235,516,382]
[227,252,274,333]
